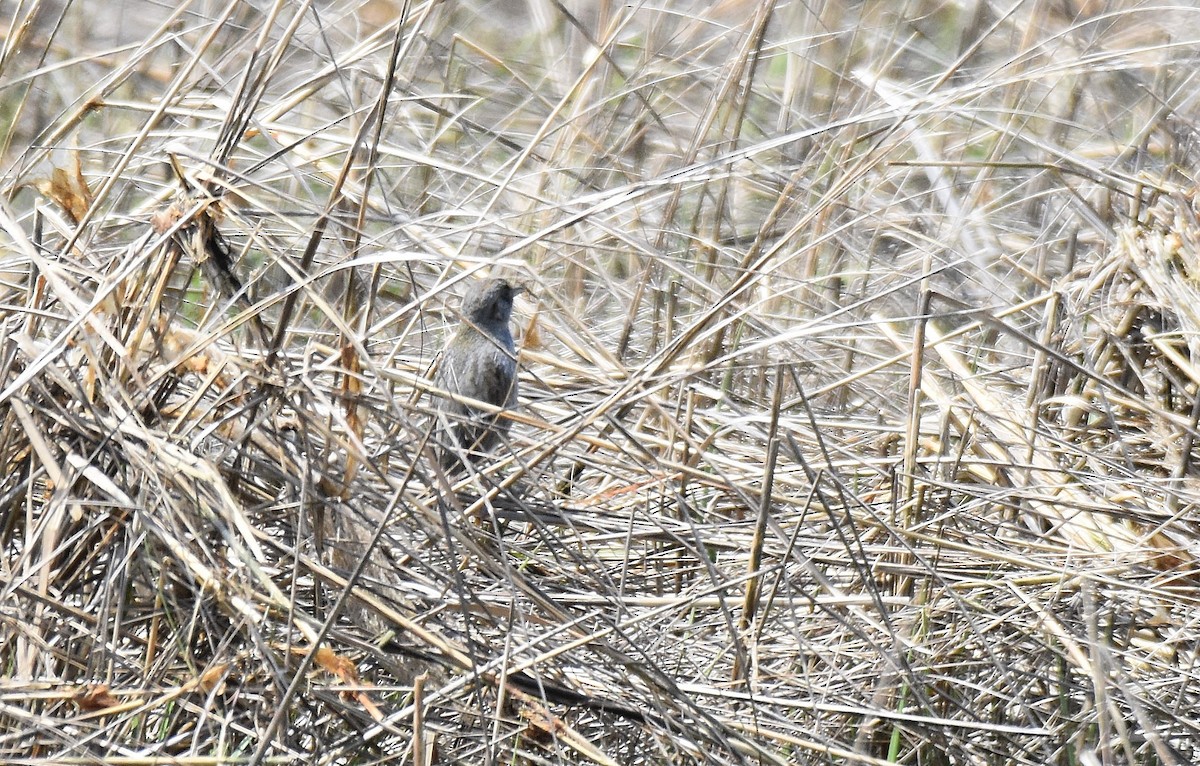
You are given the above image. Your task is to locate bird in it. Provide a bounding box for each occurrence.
[432,278,522,470]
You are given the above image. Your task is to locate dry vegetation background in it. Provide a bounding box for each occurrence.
[2,0,1200,763]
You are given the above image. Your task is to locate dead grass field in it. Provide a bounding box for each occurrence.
[2,1,1200,764]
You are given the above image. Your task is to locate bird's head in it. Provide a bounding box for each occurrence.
[461,278,522,326]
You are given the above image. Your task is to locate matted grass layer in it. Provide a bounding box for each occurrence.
[1,1,1199,764]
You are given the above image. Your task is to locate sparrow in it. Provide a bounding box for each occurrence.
[432,278,521,470]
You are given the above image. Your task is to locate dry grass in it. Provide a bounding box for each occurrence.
[2,1,1200,763]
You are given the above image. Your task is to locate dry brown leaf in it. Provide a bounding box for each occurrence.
[288,645,383,720]
[522,304,541,350]
[517,694,618,766]
[35,152,94,225]
[197,662,231,694]
[313,646,358,684]
[73,684,120,712]
[151,202,185,235]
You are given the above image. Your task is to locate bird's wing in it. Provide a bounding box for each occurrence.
[434,340,515,410]
[475,350,517,408]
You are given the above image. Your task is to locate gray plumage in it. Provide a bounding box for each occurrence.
[433,278,520,469]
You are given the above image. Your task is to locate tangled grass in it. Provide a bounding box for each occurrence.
[2,1,1200,763]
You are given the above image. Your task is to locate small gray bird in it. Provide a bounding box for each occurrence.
[433,278,522,470]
